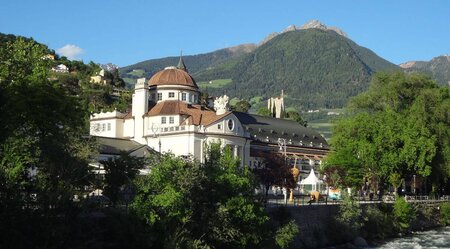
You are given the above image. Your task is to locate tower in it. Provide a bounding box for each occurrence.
[132,77,149,143]
[267,90,285,118]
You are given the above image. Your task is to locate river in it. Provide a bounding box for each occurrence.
[372,226,450,249]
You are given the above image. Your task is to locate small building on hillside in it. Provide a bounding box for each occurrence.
[52,64,69,73]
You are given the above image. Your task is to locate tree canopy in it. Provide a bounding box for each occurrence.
[323,72,450,194]
[132,144,269,248]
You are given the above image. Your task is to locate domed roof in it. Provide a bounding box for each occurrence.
[148,66,198,88]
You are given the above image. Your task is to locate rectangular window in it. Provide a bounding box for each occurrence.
[169,117,174,124]
[169,92,175,98]
[157,93,162,101]
[107,123,111,131]
[182,93,187,101]
[102,123,106,131]
[161,117,166,124]
[217,124,222,129]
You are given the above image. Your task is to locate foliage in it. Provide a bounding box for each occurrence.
[323,148,363,189]
[132,144,268,248]
[193,29,398,109]
[389,173,404,195]
[274,220,299,249]
[285,110,307,127]
[440,202,450,225]
[328,72,449,195]
[336,193,366,235]
[119,45,255,84]
[257,107,272,116]
[231,99,252,113]
[101,152,146,206]
[363,205,393,240]
[393,197,416,231]
[0,35,97,248]
[253,152,297,199]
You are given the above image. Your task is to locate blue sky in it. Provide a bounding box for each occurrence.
[1,0,449,67]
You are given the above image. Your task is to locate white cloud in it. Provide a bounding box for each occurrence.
[56,44,84,60]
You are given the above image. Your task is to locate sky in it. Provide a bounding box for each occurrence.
[1,0,449,67]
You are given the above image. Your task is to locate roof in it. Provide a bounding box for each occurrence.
[148,67,198,88]
[177,55,187,72]
[300,169,323,185]
[233,112,328,149]
[145,100,230,126]
[94,136,155,155]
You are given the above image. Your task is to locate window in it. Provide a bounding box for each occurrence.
[157,93,162,101]
[169,92,175,98]
[161,117,166,124]
[102,123,106,131]
[169,116,174,124]
[182,92,187,101]
[107,123,111,131]
[217,124,222,129]
[227,119,234,130]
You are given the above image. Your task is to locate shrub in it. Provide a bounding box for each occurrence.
[337,193,365,235]
[363,205,393,240]
[440,202,450,225]
[393,197,416,231]
[275,220,299,249]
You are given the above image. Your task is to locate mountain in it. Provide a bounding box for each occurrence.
[119,44,256,86]
[193,28,398,109]
[259,20,348,46]
[400,55,450,87]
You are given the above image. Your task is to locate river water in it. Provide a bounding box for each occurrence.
[372,226,450,249]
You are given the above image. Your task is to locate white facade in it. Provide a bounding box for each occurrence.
[90,65,329,169]
[90,71,249,165]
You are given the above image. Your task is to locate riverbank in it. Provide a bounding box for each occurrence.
[267,200,450,249]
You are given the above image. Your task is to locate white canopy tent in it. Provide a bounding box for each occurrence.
[300,169,323,193]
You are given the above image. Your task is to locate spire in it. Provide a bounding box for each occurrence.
[177,51,188,72]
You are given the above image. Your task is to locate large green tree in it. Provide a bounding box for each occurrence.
[132,144,269,248]
[0,37,94,248]
[101,152,146,206]
[324,72,449,194]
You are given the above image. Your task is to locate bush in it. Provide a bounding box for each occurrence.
[337,193,365,235]
[363,205,393,240]
[275,220,299,249]
[393,197,416,231]
[440,202,450,225]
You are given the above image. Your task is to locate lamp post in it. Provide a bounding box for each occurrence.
[151,123,161,155]
[279,138,298,204]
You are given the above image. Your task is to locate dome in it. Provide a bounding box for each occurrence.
[148,67,198,88]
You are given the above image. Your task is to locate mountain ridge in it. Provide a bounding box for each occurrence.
[400,55,450,86]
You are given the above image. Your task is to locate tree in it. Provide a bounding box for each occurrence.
[231,100,251,113]
[101,152,146,206]
[0,37,95,248]
[253,151,297,199]
[327,72,449,195]
[393,197,415,231]
[285,110,307,127]
[257,107,272,116]
[132,144,269,248]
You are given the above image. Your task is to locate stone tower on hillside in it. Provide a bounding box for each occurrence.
[268,90,285,118]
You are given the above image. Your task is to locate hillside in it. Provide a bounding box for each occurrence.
[194,28,399,109]
[400,55,450,86]
[119,44,256,86]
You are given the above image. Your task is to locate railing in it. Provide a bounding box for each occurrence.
[264,194,450,207]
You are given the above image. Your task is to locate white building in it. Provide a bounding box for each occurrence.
[52,64,69,73]
[90,58,329,170]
